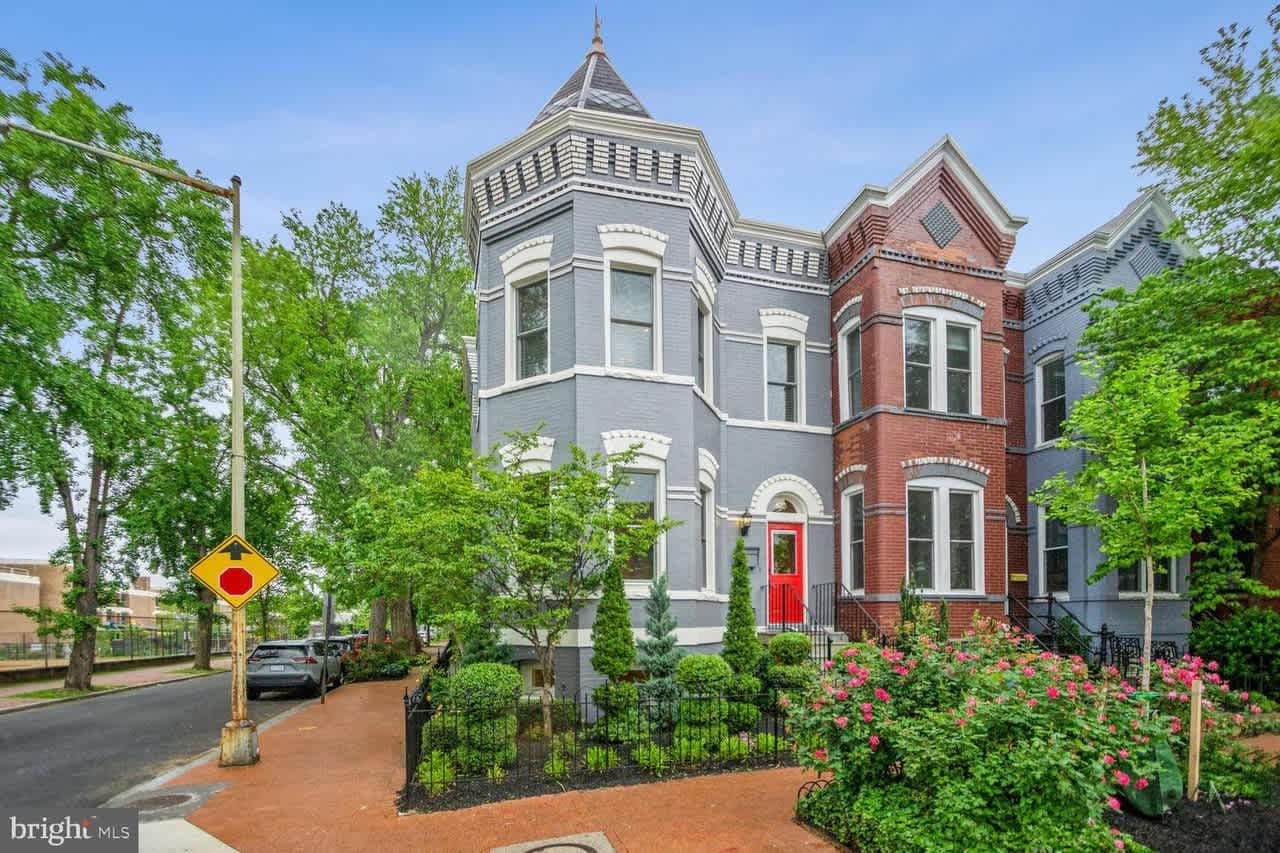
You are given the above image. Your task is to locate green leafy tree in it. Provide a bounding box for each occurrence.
[1093,8,1280,610]
[1033,355,1272,689]
[590,561,635,681]
[382,432,672,735]
[0,52,227,689]
[721,537,759,674]
[636,572,682,707]
[244,170,474,647]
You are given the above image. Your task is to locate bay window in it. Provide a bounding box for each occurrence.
[906,478,983,593]
[903,308,980,415]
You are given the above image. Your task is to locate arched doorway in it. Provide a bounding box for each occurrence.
[750,475,824,628]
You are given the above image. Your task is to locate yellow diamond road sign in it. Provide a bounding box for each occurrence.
[189,534,280,609]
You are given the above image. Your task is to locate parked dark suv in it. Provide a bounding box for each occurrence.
[246,639,343,699]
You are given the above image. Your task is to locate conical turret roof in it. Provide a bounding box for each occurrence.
[529,13,650,127]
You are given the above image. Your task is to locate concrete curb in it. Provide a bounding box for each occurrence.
[0,669,229,717]
[102,696,321,808]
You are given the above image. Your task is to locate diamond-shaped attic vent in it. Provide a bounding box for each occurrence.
[1128,242,1163,280]
[921,202,961,248]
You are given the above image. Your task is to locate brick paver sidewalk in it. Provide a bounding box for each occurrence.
[161,676,834,852]
[0,656,230,711]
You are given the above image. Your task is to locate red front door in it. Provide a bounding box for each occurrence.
[767,521,805,626]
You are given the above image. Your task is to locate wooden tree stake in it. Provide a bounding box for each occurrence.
[1187,678,1203,800]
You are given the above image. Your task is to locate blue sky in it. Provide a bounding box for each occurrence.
[1,0,1270,557]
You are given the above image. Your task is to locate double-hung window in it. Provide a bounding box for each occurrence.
[1041,509,1069,594]
[1038,355,1067,445]
[618,470,658,581]
[699,485,714,590]
[694,299,713,393]
[905,479,982,593]
[844,489,865,591]
[767,342,798,422]
[610,268,655,370]
[840,325,863,419]
[1118,557,1177,594]
[515,279,548,379]
[903,308,979,415]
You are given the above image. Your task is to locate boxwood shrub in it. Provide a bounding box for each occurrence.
[675,654,733,694]
[768,632,812,666]
[451,662,523,719]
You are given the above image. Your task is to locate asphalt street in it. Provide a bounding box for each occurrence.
[0,672,312,808]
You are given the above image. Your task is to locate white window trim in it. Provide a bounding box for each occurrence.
[602,429,670,592]
[498,436,555,474]
[698,448,719,594]
[905,476,985,596]
[902,306,981,416]
[837,316,861,422]
[693,261,716,398]
[1117,555,1183,598]
[1035,353,1066,448]
[760,308,809,425]
[841,485,865,594]
[1037,506,1070,600]
[501,236,554,385]
[600,224,668,374]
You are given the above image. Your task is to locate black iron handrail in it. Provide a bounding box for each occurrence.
[810,581,884,643]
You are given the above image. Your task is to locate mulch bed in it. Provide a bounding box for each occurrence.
[1107,791,1280,852]
[398,757,795,814]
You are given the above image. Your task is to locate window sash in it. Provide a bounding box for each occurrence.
[948,491,975,590]
[1040,358,1067,443]
[945,323,972,415]
[515,281,548,379]
[619,470,658,581]
[1043,514,1069,593]
[904,318,932,410]
[695,304,707,392]
[846,328,862,417]
[906,488,934,590]
[767,342,798,422]
[610,269,654,369]
[847,491,865,590]
[699,486,710,587]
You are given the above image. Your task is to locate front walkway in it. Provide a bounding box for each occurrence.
[0,656,229,711]
[155,676,833,852]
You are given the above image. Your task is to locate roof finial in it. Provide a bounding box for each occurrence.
[588,7,606,56]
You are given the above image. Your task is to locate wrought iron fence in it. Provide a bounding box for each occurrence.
[407,688,793,797]
[810,581,884,643]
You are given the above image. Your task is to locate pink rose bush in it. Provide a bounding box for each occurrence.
[790,616,1276,852]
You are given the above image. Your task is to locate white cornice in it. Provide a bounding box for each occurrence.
[735,217,824,249]
[1012,191,1182,285]
[823,135,1028,245]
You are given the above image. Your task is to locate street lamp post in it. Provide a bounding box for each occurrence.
[0,118,259,766]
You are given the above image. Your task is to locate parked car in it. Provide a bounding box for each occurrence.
[246,639,343,699]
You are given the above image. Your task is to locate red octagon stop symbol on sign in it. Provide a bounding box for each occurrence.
[219,566,253,596]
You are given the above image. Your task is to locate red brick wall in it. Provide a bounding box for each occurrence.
[828,163,1019,637]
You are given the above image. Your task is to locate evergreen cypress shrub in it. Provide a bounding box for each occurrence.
[675,654,733,694]
[722,537,761,674]
[591,562,636,682]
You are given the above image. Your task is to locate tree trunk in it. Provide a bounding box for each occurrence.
[389,593,418,653]
[64,587,98,691]
[539,644,556,738]
[193,588,215,670]
[369,596,387,645]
